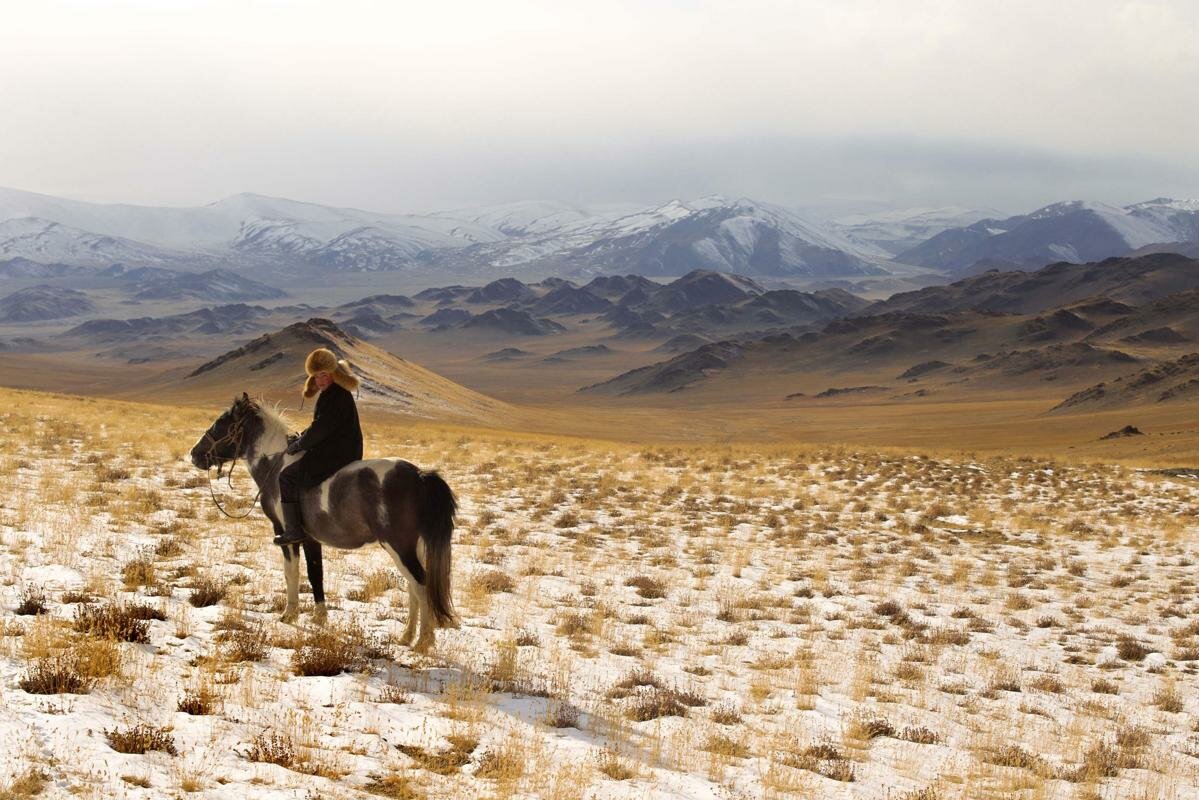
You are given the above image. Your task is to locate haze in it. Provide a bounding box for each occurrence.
[2,0,1196,214]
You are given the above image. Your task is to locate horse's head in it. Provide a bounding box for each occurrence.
[190,393,261,470]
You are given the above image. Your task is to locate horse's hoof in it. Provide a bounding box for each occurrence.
[311,604,328,626]
[280,609,298,624]
[413,637,433,654]
[398,630,415,647]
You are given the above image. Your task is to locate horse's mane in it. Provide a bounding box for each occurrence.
[232,396,292,455]
[253,400,292,438]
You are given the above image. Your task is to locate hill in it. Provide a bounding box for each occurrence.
[896,198,1199,272]
[181,318,507,421]
[864,253,1199,316]
[1051,352,1199,413]
[0,284,95,322]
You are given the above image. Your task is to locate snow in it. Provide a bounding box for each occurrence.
[433,200,601,236]
[1078,201,1177,249]
[0,217,193,267]
[4,408,1197,798]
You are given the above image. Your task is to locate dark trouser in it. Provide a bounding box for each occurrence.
[279,460,310,503]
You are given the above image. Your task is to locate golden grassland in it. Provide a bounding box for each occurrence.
[1,385,1198,798]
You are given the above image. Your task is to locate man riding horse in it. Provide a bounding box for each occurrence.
[276,348,363,545]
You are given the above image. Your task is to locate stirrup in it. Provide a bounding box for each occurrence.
[273,528,306,545]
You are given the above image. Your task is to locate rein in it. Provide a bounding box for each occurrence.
[201,418,263,520]
[207,460,262,519]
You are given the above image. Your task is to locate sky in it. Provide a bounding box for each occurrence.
[1,0,1197,216]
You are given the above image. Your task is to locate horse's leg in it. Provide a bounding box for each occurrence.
[412,541,436,652]
[380,541,432,652]
[280,542,301,623]
[398,577,419,646]
[303,539,327,625]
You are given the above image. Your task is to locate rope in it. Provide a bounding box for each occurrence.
[200,415,262,520]
[207,459,262,519]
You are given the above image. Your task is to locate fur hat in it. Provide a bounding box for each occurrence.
[303,348,360,398]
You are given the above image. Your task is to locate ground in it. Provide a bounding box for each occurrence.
[1,388,1197,799]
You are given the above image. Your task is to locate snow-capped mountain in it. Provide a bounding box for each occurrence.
[0,217,195,267]
[0,187,503,272]
[831,206,1004,256]
[0,187,890,280]
[432,200,601,237]
[461,195,889,278]
[896,198,1199,273]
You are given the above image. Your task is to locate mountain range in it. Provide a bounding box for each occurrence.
[896,199,1199,274]
[7,186,1194,284]
[582,253,1199,411]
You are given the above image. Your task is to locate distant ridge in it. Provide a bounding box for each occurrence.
[0,284,95,322]
[863,253,1199,316]
[183,318,507,421]
[1052,352,1199,413]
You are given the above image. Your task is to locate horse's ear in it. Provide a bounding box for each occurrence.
[242,392,250,403]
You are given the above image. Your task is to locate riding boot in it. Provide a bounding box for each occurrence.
[274,501,307,546]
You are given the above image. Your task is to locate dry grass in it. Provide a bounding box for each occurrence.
[244,730,296,767]
[13,586,48,616]
[395,736,478,775]
[73,602,155,643]
[18,655,95,695]
[187,576,227,608]
[1,386,1198,798]
[105,724,178,756]
[291,621,378,676]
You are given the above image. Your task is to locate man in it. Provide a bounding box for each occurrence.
[275,348,364,545]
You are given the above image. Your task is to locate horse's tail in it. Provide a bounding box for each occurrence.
[418,469,457,627]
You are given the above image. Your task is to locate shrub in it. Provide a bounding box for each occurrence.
[468,569,515,594]
[15,586,49,616]
[1116,635,1150,661]
[0,768,51,798]
[1154,684,1184,713]
[395,736,477,775]
[74,603,150,643]
[218,624,267,663]
[514,630,539,647]
[554,611,591,637]
[710,703,742,725]
[595,748,636,780]
[188,577,227,608]
[703,732,750,758]
[347,569,400,602]
[154,538,184,558]
[899,726,940,744]
[178,687,216,715]
[874,601,908,624]
[984,744,1047,773]
[626,688,687,721]
[607,667,663,698]
[544,701,580,729]
[292,623,368,676]
[18,655,96,695]
[245,731,296,767]
[624,575,667,599]
[780,744,855,782]
[377,685,412,704]
[105,724,177,755]
[121,557,156,590]
[363,772,421,799]
[848,714,895,740]
[552,511,579,529]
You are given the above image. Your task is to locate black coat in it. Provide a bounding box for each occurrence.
[290,383,363,488]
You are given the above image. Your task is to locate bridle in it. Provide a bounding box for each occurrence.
[201,410,262,520]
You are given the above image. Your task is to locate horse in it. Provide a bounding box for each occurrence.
[189,393,457,652]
